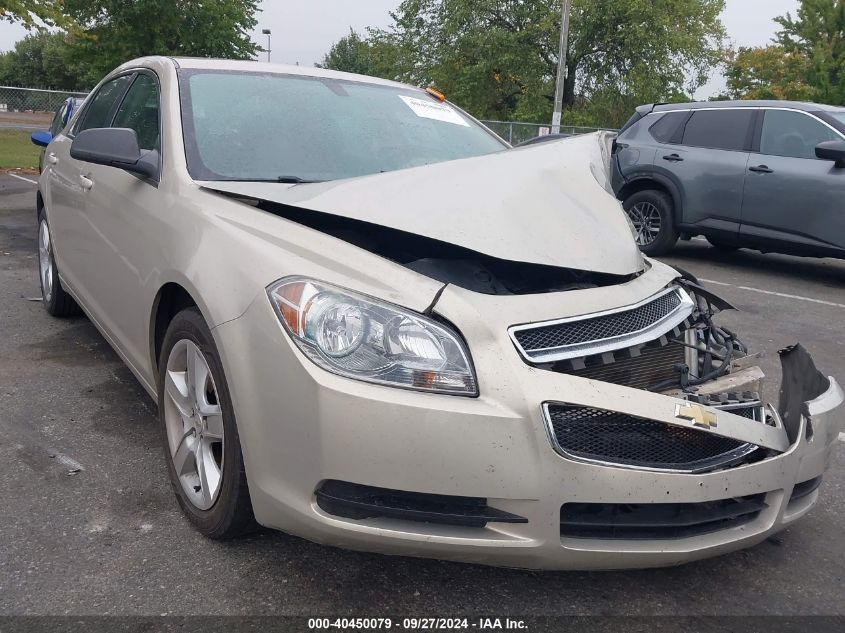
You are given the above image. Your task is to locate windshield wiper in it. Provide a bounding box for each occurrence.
[221,176,323,184]
[276,175,322,184]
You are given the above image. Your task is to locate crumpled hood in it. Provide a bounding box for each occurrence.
[199,132,644,276]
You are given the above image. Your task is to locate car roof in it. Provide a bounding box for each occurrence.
[653,100,845,113]
[116,56,416,92]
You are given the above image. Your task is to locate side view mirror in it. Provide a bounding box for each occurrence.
[31,131,52,148]
[70,127,158,179]
[815,140,845,168]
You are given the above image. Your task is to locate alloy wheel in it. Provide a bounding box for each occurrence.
[163,339,225,510]
[38,219,53,302]
[627,201,662,246]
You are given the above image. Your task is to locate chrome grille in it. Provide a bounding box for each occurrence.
[516,292,682,351]
[543,403,758,473]
[510,287,694,363]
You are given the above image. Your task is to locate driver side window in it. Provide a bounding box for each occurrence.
[74,75,133,134]
[760,110,840,160]
[111,74,161,152]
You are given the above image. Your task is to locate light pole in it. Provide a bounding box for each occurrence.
[262,28,271,62]
[551,0,571,135]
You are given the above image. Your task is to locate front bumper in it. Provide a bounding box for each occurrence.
[213,284,844,571]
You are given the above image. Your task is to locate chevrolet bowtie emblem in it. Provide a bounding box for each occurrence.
[674,403,718,430]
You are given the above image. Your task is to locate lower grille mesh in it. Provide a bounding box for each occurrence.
[560,495,767,540]
[545,404,755,472]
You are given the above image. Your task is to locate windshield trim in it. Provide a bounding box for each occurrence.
[813,110,845,137]
[176,68,507,183]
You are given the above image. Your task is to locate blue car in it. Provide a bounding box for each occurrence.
[31,97,86,172]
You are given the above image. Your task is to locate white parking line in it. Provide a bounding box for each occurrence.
[840,433,845,443]
[699,278,845,310]
[6,172,38,185]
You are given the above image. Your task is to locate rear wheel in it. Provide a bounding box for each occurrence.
[37,210,82,317]
[707,237,740,252]
[158,307,257,539]
[623,190,679,256]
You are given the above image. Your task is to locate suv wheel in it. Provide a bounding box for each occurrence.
[623,190,679,256]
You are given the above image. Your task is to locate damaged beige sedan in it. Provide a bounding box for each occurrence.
[36,57,843,569]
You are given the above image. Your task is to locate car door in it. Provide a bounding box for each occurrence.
[73,71,165,372]
[740,108,845,251]
[46,74,134,299]
[654,108,755,235]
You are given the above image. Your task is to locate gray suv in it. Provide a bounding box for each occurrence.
[611,101,845,257]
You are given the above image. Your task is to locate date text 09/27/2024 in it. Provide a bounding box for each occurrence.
[307,618,528,630]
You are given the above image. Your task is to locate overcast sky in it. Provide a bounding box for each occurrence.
[1,0,800,98]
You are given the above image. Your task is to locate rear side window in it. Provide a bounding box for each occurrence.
[649,111,688,143]
[49,103,68,137]
[681,110,755,151]
[760,110,840,159]
[75,75,133,133]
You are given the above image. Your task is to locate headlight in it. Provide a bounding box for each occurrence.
[267,278,478,396]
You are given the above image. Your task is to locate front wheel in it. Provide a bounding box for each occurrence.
[623,190,679,256]
[158,307,257,539]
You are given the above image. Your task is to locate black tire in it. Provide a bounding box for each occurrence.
[706,237,740,252]
[37,208,82,317]
[623,190,679,256]
[158,307,257,539]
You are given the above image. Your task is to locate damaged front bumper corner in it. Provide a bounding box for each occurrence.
[776,344,844,517]
[214,279,844,569]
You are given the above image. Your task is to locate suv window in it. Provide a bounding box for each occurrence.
[681,110,754,151]
[112,74,160,151]
[75,74,133,134]
[760,110,840,160]
[649,111,688,143]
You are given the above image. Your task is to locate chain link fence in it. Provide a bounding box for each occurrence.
[481,120,618,145]
[0,86,88,130]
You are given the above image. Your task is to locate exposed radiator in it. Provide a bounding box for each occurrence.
[558,338,687,391]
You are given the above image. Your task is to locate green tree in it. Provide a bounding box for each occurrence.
[61,0,261,79]
[0,31,94,89]
[775,0,845,104]
[356,0,725,126]
[320,28,400,78]
[725,45,817,101]
[0,0,71,29]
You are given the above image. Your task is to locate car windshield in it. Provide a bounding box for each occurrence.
[178,70,506,182]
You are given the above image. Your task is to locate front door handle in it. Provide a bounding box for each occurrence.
[749,165,774,174]
[662,154,684,162]
[46,153,58,165]
[79,174,94,190]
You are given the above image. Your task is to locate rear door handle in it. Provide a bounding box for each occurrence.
[749,165,774,174]
[662,154,684,162]
[47,153,58,165]
[79,174,94,190]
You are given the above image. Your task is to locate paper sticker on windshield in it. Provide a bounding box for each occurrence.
[399,95,470,127]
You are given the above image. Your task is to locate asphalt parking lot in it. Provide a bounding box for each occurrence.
[1,173,843,617]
